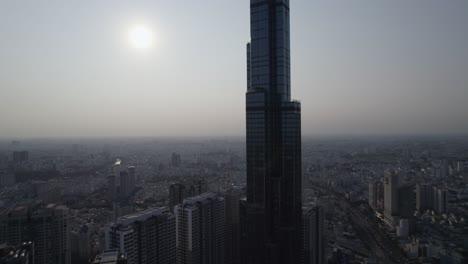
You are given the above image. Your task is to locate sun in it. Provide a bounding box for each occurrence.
[128,25,153,49]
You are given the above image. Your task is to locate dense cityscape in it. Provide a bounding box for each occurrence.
[1,0,467,264]
[0,136,467,263]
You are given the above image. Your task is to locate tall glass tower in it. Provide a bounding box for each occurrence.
[244,1,302,263]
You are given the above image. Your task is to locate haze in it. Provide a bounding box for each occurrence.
[1,0,467,138]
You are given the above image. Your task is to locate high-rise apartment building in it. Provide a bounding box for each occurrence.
[119,171,135,199]
[224,188,242,264]
[175,193,225,264]
[416,184,434,212]
[369,182,378,210]
[302,205,325,264]
[376,181,384,212]
[398,185,415,219]
[433,187,448,214]
[128,166,137,182]
[0,204,70,264]
[71,225,91,264]
[169,181,208,211]
[31,204,70,264]
[383,170,399,226]
[108,175,117,202]
[244,1,302,263]
[169,183,187,211]
[105,207,176,264]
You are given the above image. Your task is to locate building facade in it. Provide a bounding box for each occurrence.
[243,1,303,263]
[105,207,176,264]
[175,193,225,264]
[0,204,70,264]
[224,188,242,264]
[302,205,325,264]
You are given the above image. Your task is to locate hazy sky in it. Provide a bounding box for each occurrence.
[1,0,467,137]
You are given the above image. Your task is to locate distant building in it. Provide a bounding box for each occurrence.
[175,192,225,264]
[169,181,208,211]
[303,205,325,264]
[368,182,376,209]
[119,171,135,199]
[188,180,207,196]
[441,159,449,178]
[112,202,134,221]
[433,187,448,214]
[0,204,71,264]
[93,250,127,264]
[12,151,28,164]
[127,166,137,182]
[463,172,468,184]
[105,207,176,264]
[171,153,181,167]
[368,181,382,210]
[107,175,117,202]
[169,184,186,211]
[384,170,399,225]
[0,171,15,187]
[456,161,465,173]
[416,184,434,212]
[398,185,415,219]
[396,219,409,239]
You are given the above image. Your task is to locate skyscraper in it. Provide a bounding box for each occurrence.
[244,1,302,263]
[175,192,225,264]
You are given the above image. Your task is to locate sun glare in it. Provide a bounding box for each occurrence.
[128,25,153,50]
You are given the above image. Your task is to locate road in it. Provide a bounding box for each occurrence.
[314,184,408,263]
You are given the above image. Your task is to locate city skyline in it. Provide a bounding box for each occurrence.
[0,1,468,264]
[1,0,468,137]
